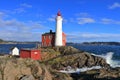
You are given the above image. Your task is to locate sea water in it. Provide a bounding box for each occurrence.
[0,44,36,54]
[100,52,120,67]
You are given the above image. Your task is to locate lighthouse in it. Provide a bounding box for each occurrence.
[55,11,63,46]
[41,11,66,47]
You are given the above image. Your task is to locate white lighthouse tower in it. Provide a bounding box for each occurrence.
[55,11,63,46]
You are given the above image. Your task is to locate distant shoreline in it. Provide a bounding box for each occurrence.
[67,42,120,46]
[0,42,40,44]
[1,41,120,46]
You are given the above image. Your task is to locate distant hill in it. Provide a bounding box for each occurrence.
[82,42,120,45]
[0,39,40,44]
[0,39,7,43]
[0,39,4,42]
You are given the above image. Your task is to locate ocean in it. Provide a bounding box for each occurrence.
[0,44,36,54]
[0,43,120,68]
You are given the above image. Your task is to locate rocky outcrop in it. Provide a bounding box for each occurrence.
[0,57,53,80]
[70,67,120,80]
[53,46,80,55]
[96,68,120,79]
[46,46,109,70]
[20,75,35,80]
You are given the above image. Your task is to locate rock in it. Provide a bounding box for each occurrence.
[48,46,109,69]
[70,67,120,80]
[53,46,80,55]
[0,57,53,80]
[20,75,35,80]
[96,68,120,79]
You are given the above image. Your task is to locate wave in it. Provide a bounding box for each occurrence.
[59,52,120,73]
[59,66,101,73]
[92,52,120,68]
[104,52,120,68]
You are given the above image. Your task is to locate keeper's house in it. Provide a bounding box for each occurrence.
[20,49,41,60]
[41,30,66,47]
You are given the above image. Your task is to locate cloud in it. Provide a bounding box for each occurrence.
[63,18,68,23]
[73,12,120,25]
[0,12,5,18]
[0,16,47,41]
[48,17,55,22]
[77,17,95,24]
[14,8,26,13]
[70,13,95,24]
[47,15,55,22]
[20,3,32,8]
[0,30,41,41]
[4,3,32,14]
[0,19,25,29]
[109,2,120,9]
[75,12,90,17]
[13,3,32,13]
[67,32,120,42]
[101,18,114,24]
[101,18,120,24]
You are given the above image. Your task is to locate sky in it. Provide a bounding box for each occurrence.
[0,0,120,42]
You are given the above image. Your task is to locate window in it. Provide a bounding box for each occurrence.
[34,52,38,54]
[44,36,46,39]
[49,35,52,39]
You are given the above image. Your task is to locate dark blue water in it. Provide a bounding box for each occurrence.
[68,44,120,60]
[0,44,36,54]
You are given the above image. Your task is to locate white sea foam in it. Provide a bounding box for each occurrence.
[59,52,120,73]
[59,66,101,73]
[92,52,120,68]
[105,52,114,65]
[105,52,120,68]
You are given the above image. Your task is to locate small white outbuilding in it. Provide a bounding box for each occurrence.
[10,47,19,56]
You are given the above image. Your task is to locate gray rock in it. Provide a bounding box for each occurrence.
[51,46,110,69]
[20,75,35,80]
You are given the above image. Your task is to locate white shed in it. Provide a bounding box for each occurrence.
[10,47,19,56]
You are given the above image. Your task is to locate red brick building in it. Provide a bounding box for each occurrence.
[62,32,66,46]
[20,49,41,60]
[41,30,66,47]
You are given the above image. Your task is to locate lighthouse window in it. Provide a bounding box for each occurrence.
[49,36,51,39]
[34,52,38,54]
[44,36,46,39]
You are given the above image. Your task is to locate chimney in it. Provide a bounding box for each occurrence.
[50,30,52,33]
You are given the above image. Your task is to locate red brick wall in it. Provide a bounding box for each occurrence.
[42,34,55,47]
[62,32,66,46]
[42,32,66,47]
